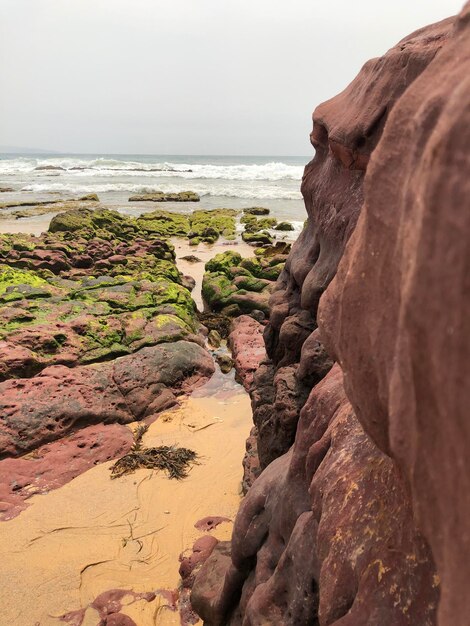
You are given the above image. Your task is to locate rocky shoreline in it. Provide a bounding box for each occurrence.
[0,5,468,625]
[0,196,293,623]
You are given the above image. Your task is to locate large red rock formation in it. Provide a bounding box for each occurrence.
[192,7,469,626]
[193,367,439,625]
[252,16,454,481]
[319,4,470,623]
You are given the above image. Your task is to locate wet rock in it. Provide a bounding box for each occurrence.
[129,191,200,202]
[0,423,134,520]
[0,196,100,213]
[180,255,202,263]
[243,207,270,216]
[319,7,470,623]
[274,221,294,231]
[194,516,231,532]
[241,230,273,246]
[0,340,214,457]
[229,315,265,391]
[197,312,232,340]
[181,274,196,292]
[208,329,222,348]
[214,352,233,374]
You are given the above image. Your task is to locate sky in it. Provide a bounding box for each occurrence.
[0,0,463,156]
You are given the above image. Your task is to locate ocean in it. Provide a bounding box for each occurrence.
[0,154,310,232]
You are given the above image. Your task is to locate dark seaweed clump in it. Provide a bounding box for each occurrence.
[110,424,199,480]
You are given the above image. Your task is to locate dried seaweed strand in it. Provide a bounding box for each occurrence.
[110,424,199,480]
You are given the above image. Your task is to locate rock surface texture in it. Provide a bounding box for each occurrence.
[0,210,215,509]
[192,9,469,626]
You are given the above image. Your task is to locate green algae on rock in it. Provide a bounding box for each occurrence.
[136,210,191,237]
[201,245,290,317]
[48,206,238,245]
[243,207,270,216]
[241,230,273,245]
[243,217,277,232]
[275,221,294,231]
[0,211,205,377]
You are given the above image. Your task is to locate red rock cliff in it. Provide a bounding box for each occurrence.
[192,6,469,625]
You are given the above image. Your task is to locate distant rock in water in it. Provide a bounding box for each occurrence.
[129,191,200,202]
[0,195,100,215]
[192,8,470,626]
[243,206,270,215]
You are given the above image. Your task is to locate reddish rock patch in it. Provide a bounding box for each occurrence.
[319,5,470,623]
[179,535,220,624]
[61,588,161,626]
[0,424,133,520]
[0,340,214,458]
[194,516,232,532]
[228,315,266,391]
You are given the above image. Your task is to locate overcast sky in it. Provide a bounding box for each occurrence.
[0,0,463,156]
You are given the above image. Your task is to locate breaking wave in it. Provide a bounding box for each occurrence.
[0,157,303,182]
[20,181,302,201]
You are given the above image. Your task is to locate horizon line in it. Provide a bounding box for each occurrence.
[0,150,313,158]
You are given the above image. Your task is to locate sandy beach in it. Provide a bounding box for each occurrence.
[0,387,251,625]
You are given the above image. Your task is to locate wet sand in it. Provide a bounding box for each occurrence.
[0,212,59,235]
[0,388,251,625]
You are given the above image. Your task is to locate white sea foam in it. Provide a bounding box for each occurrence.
[20,181,302,200]
[0,157,303,182]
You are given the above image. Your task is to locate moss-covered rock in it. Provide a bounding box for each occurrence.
[242,230,273,246]
[243,207,270,216]
[129,191,200,202]
[136,210,190,237]
[49,208,139,242]
[201,243,290,318]
[243,217,277,232]
[205,251,243,276]
[189,209,238,243]
[0,266,49,296]
[0,217,203,378]
[275,221,295,231]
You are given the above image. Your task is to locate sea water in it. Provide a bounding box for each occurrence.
[0,153,311,233]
